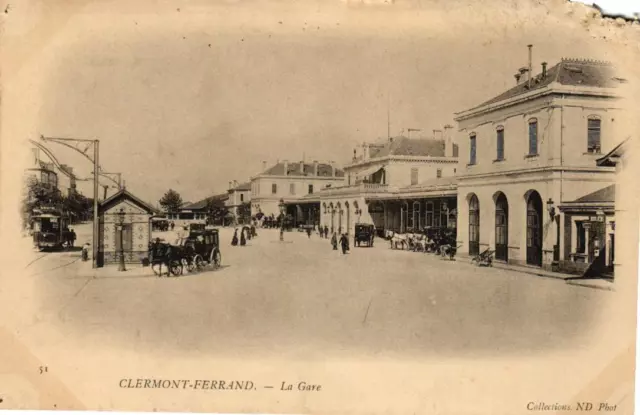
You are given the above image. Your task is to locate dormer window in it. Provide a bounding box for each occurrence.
[587,116,602,154]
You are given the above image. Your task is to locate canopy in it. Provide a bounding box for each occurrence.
[356,164,385,178]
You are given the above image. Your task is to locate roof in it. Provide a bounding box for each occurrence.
[596,137,630,167]
[261,161,345,177]
[99,189,157,214]
[400,176,459,191]
[181,193,229,210]
[367,136,446,158]
[474,58,619,109]
[572,184,615,203]
[230,182,251,192]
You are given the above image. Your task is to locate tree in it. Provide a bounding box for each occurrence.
[206,197,229,226]
[237,202,251,224]
[159,189,183,213]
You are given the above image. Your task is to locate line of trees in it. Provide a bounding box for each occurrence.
[22,176,93,226]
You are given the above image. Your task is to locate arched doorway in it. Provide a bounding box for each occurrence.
[345,202,350,235]
[329,202,335,233]
[526,191,543,266]
[495,193,509,262]
[469,194,480,256]
[401,202,408,233]
[337,202,343,233]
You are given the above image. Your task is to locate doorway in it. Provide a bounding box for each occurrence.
[495,193,508,262]
[526,191,543,266]
[469,194,480,256]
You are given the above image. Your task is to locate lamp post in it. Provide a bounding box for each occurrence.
[278,199,285,242]
[117,207,126,272]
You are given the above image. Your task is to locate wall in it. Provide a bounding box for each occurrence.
[98,199,152,265]
[384,159,457,188]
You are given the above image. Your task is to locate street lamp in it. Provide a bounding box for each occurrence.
[117,207,126,272]
[278,199,285,242]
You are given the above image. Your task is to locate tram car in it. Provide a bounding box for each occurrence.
[31,208,75,250]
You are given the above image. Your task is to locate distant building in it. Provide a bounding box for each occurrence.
[454,54,629,271]
[226,180,251,225]
[169,193,230,226]
[250,160,345,218]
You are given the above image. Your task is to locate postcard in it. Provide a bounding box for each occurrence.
[1,0,639,413]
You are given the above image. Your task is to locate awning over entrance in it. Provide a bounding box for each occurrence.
[355,164,385,179]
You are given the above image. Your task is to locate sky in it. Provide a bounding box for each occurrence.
[3,0,638,206]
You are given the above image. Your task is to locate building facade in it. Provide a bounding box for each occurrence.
[299,130,459,236]
[454,57,628,271]
[250,160,345,218]
[226,180,251,225]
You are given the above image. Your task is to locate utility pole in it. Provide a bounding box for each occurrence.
[41,135,101,269]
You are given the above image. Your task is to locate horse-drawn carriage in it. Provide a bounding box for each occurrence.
[354,223,375,247]
[149,229,222,276]
[384,227,460,259]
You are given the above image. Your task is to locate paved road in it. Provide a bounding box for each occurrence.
[17,222,610,360]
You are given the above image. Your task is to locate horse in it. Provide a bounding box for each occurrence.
[149,241,183,277]
[385,230,408,250]
[411,234,427,252]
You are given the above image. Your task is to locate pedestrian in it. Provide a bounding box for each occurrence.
[231,228,239,246]
[240,229,247,246]
[306,227,312,239]
[331,233,338,250]
[81,242,90,261]
[324,226,329,239]
[340,233,349,254]
[70,228,77,247]
[170,221,175,231]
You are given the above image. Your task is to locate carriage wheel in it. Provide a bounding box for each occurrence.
[185,257,197,273]
[194,254,204,271]
[213,250,222,268]
[169,260,183,276]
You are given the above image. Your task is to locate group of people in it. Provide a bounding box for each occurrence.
[331,232,350,254]
[231,225,257,246]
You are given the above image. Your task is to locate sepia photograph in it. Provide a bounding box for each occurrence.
[1,0,639,413]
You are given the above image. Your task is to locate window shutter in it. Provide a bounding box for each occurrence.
[411,168,419,185]
[528,121,538,155]
[497,129,504,160]
[470,135,476,164]
[588,118,601,151]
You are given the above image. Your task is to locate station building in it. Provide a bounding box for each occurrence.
[453,57,629,272]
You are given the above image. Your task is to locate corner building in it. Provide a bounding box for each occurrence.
[454,58,628,271]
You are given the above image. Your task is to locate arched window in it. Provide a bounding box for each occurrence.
[528,118,538,156]
[322,203,327,214]
[496,125,505,161]
[413,201,421,230]
[587,115,602,153]
[425,202,434,227]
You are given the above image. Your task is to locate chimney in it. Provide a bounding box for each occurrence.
[313,160,319,176]
[233,180,238,188]
[527,44,533,89]
[444,125,454,158]
[283,160,289,176]
[541,61,547,78]
[330,161,336,177]
[433,129,443,140]
[514,73,521,84]
[363,143,369,160]
[299,160,305,175]
[262,161,267,172]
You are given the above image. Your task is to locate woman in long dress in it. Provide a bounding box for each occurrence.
[240,229,247,246]
[231,228,239,246]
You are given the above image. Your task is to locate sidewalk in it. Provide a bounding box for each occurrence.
[456,254,571,280]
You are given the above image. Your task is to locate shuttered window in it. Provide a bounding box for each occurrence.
[436,169,442,178]
[528,119,538,155]
[410,168,419,185]
[496,127,505,160]
[587,118,601,153]
[469,134,477,165]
